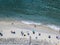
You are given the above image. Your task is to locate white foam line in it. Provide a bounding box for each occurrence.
[47,24,60,31]
[21,20,42,25]
[21,20,60,31]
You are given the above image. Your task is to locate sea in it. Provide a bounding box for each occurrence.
[0,0,60,31]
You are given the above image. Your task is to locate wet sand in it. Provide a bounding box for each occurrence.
[0,20,60,45]
[0,20,59,35]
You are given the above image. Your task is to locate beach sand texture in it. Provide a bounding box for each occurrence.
[0,20,60,45]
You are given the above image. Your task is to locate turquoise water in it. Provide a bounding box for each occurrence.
[0,0,60,30]
[0,9,60,26]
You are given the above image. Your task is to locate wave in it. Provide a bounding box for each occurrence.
[21,20,42,25]
[47,24,60,31]
[21,20,60,31]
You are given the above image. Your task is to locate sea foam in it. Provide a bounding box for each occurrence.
[21,20,60,31]
[47,24,60,31]
[21,20,42,25]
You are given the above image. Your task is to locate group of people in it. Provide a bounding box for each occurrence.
[0,30,60,41]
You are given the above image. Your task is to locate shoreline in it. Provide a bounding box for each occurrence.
[0,20,60,45]
[0,20,59,35]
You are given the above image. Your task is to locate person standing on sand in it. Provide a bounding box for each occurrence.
[34,25,36,28]
[21,31,24,36]
[11,22,14,25]
[59,30,60,33]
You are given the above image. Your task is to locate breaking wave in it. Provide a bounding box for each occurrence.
[21,20,42,25]
[21,20,60,31]
[47,24,60,31]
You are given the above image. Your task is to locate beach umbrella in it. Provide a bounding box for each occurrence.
[48,35,51,38]
[21,31,24,36]
[27,33,30,35]
[0,33,3,36]
[24,34,26,36]
[39,33,41,36]
[11,31,15,34]
[56,36,60,39]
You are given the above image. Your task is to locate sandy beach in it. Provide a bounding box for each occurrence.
[0,20,59,35]
[0,20,60,45]
[0,0,60,45]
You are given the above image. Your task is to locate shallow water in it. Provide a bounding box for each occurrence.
[0,0,60,30]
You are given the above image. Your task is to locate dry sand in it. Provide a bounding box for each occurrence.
[0,20,59,35]
[0,20,60,45]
